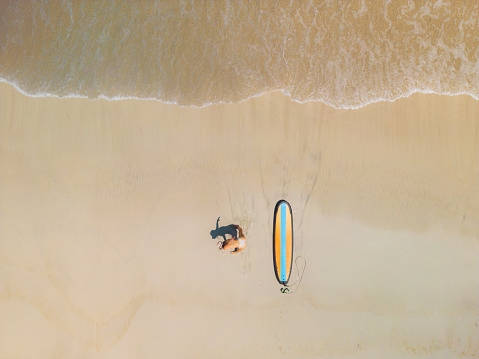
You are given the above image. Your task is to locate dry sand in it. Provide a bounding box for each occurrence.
[0,82,478,358]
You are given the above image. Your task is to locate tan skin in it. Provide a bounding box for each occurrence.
[218,225,246,254]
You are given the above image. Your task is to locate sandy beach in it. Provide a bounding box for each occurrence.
[0,81,478,358]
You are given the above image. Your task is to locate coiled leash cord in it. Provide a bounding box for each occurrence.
[280,255,306,294]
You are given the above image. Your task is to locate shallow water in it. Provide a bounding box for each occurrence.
[1,1,479,107]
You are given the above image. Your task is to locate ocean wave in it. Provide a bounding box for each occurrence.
[1,1,479,109]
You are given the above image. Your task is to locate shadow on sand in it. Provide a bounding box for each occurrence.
[210,217,238,240]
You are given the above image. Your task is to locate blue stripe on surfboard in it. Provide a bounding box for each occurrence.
[281,203,286,282]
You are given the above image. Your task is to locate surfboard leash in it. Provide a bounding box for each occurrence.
[280,255,306,294]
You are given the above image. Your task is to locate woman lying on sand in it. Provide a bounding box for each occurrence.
[217,224,246,254]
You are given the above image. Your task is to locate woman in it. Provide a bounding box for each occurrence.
[218,224,246,254]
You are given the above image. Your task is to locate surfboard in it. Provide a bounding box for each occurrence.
[273,199,293,285]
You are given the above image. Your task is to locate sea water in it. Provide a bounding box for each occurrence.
[1,0,478,108]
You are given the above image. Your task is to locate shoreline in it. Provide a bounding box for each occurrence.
[2,78,479,110]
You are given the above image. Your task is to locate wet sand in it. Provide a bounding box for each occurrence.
[0,82,478,358]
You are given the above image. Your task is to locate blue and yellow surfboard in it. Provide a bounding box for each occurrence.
[273,200,293,286]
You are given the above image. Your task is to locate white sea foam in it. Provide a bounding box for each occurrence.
[3,76,479,111]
